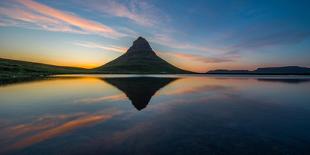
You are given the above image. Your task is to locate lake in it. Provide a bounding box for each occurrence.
[1,74,310,155]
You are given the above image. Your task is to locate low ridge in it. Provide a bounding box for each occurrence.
[95,37,190,73]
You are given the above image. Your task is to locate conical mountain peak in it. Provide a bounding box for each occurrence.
[127,36,153,54]
[96,37,190,73]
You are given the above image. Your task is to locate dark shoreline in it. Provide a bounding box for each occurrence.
[204,73,310,75]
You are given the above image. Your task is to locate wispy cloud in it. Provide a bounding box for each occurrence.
[232,30,310,50]
[6,111,119,151]
[79,0,216,53]
[73,41,127,54]
[152,33,223,53]
[221,24,310,55]
[160,51,233,64]
[0,0,125,38]
[75,94,127,104]
[81,0,168,27]
[157,51,236,72]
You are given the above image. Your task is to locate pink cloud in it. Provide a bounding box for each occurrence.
[157,51,235,73]
[75,93,127,104]
[0,6,83,33]
[159,51,232,64]
[0,0,125,38]
[4,111,121,152]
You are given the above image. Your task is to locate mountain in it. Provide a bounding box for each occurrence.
[207,66,310,75]
[0,58,89,80]
[95,37,190,74]
[207,69,251,74]
[102,77,177,110]
[254,66,310,74]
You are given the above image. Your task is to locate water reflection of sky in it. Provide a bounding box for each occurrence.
[0,75,310,154]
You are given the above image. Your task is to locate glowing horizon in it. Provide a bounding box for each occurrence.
[1,0,310,72]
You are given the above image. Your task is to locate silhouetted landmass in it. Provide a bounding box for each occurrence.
[102,77,177,110]
[207,66,310,75]
[0,37,190,79]
[0,58,90,80]
[95,37,191,74]
[2,36,310,77]
[207,69,251,74]
[254,66,310,74]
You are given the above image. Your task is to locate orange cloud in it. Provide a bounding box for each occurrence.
[0,0,125,38]
[8,113,116,151]
[7,113,87,137]
[162,52,232,63]
[75,93,127,104]
[158,51,233,72]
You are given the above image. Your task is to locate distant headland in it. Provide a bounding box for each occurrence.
[206,66,310,75]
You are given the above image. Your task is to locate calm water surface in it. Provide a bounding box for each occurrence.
[0,75,310,155]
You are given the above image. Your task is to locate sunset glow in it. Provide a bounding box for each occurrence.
[1,0,310,72]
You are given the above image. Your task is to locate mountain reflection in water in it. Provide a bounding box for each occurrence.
[102,77,177,110]
[1,75,310,155]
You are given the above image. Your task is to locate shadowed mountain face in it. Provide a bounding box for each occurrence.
[96,37,189,73]
[102,77,177,110]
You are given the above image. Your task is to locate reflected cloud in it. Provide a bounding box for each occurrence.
[1,75,310,154]
[5,111,119,152]
[75,93,127,104]
[161,84,230,96]
[6,113,86,137]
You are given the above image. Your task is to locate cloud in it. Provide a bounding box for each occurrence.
[222,25,310,55]
[80,1,217,53]
[81,0,168,27]
[73,41,127,54]
[157,51,236,72]
[233,30,310,50]
[152,33,224,53]
[160,51,233,64]
[0,0,125,38]
[0,6,83,33]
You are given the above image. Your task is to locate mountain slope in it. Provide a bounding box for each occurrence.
[0,58,89,79]
[95,37,190,73]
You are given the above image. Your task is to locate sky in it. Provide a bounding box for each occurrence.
[0,0,309,72]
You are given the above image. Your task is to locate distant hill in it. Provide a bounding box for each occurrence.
[95,37,190,74]
[207,66,310,75]
[207,69,251,74]
[0,58,89,80]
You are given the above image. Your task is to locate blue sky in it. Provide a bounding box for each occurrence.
[0,0,309,72]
